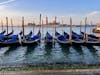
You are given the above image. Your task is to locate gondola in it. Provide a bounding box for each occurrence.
[72,31,100,45]
[81,32,99,40]
[55,31,70,45]
[55,31,61,37]
[25,31,32,40]
[64,31,85,45]
[72,31,83,39]
[64,31,83,40]
[45,32,53,44]
[55,18,71,45]
[21,31,41,46]
[0,31,23,47]
[72,38,85,45]
[19,31,32,40]
[20,16,41,46]
[0,34,6,42]
[0,38,20,47]
[0,17,14,41]
[0,30,14,41]
[0,31,32,47]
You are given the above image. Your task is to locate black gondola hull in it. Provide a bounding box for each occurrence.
[21,39,40,46]
[72,41,100,46]
[0,42,20,47]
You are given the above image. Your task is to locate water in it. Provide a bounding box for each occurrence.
[0,26,100,67]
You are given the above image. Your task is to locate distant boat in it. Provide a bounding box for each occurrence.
[93,23,100,33]
[45,32,53,44]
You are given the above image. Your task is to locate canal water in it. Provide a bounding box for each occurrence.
[0,26,100,67]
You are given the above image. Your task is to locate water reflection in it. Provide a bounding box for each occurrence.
[72,45,83,55]
[81,46,98,65]
[0,47,9,56]
[60,45,70,57]
[44,44,52,56]
[25,45,38,55]
[86,46,97,53]
[4,46,18,55]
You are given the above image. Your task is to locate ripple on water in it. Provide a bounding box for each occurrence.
[81,46,99,65]
[0,46,27,66]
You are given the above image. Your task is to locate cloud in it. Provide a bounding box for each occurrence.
[0,5,6,10]
[0,0,17,10]
[0,0,16,6]
[87,11,100,16]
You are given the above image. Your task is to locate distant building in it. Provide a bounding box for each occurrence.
[28,23,35,26]
[46,16,48,25]
[48,21,60,25]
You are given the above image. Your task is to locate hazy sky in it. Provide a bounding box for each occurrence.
[0,0,100,25]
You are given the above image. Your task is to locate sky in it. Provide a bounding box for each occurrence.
[0,0,100,25]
